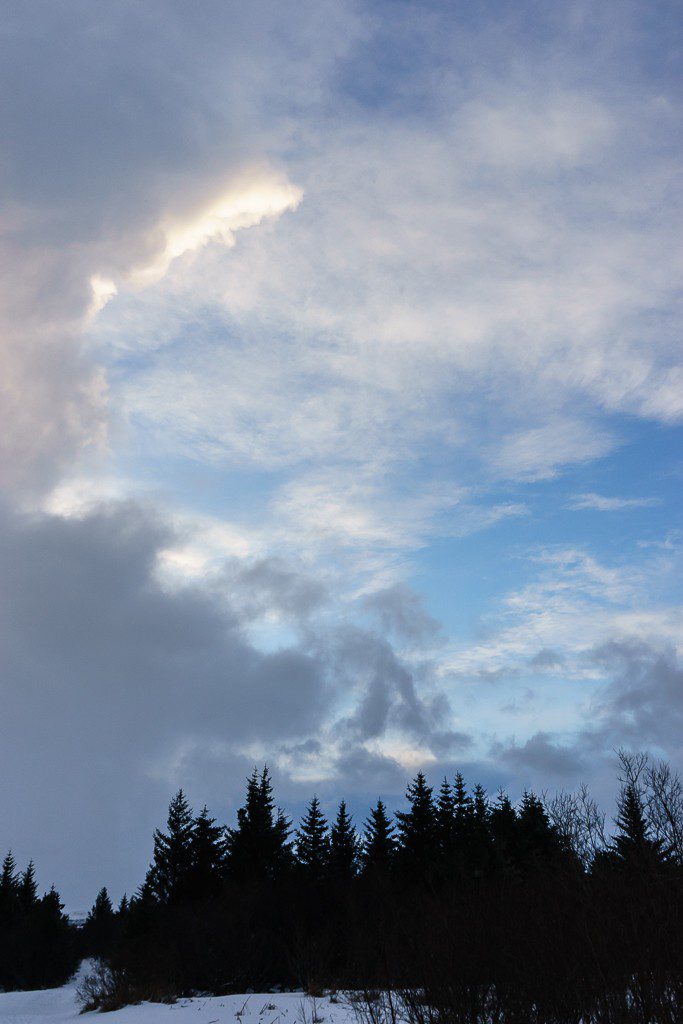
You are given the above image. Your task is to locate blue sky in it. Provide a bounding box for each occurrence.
[0,0,681,905]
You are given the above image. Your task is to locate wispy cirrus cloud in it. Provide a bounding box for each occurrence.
[567,492,662,511]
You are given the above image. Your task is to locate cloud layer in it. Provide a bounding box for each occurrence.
[0,1,681,907]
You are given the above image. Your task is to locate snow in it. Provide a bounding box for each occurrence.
[0,969,359,1024]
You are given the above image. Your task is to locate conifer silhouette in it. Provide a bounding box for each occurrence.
[18,860,38,911]
[362,799,396,873]
[436,777,457,858]
[191,806,227,899]
[395,772,436,880]
[296,795,330,875]
[612,781,669,869]
[226,766,292,880]
[148,789,196,904]
[329,800,359,880]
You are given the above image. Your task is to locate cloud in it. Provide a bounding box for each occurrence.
[224,556,329,622]
[0,0,345,495]
[567,492,661,511]
[492,421,617,482]
[587,639,683,753]
[492,732,586,778]
[0,499,459,903]
[363,583,440,644]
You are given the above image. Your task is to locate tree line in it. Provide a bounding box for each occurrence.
[0,853,76,990]
[2,752,682,1022]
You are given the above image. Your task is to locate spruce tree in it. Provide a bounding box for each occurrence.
[226,766,293,881]
[84,887,116,958]
[453,773,474,839]
[149,789,196,904]
[436,777,456,859]
[0,851,18,895]
[613,782,668,869]
[490,791,519,875]
[395,771,437,881]
[0,851,19,920]
[18,860,38,912]
[296,795,330,876]
[34,886,76,988]
[86,886,114,923]
[362,799,396,874]
[517,792,563,866]
[468,783,491,875]
[329,800,359,881]
[191,806,227,899]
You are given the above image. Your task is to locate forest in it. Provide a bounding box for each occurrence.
[1,752,681,1023]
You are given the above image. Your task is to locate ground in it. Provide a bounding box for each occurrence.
[0,969,358,1024]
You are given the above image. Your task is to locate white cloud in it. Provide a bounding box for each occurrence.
[568,492,661,511]
[440,545,682,683]
[491,420,617,481]
[127,172,303,288]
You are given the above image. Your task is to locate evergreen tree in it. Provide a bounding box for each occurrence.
[612,782,669,869]
[329,800,359,881]
[86,886,114,924]
[0,851,18,895]
[148,790,196,904]
[83,887,116,958]
[18,860,38,912]
[117,893,129,917]
[190,806,227,900]
[134,865,159,905]
[226,766,293,881]
[296,795,330,876]
[362,799,396,874]
[490,791,518,874]
[436,777,457,858]
[33,887,77,988]
[395,772,437,881]
[469,783,491,874]
[453,773,474,839]
[517,792,563,866]
[0,851,19,921]
[472,783,489,825]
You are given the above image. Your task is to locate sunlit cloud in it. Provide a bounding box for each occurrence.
[128,172,303,288]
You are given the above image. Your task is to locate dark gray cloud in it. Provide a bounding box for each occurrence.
[0,501,331,903]
[491,732,587,779]
[0,500,458,907]
[488,641,683,798]
[363,583,440,644]
[226,557,329,621]
[326,625,451,744]
[587,639,683,752]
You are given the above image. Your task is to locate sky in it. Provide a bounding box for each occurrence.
[0,0,681,909]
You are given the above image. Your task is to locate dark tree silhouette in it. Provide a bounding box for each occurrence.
[226,766,292,881]
[395,772,437,881]
[329,800,359,881]
[0,851,19,920]
[362,798,396,874]
[435,777,456,860]
[190,806,227,900]
[146,790,196,904]
[18,860,38,912]
[296,795,330,876]
[612,781,670,869]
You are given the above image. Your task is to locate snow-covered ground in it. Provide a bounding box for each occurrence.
[0,969,359,1024]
